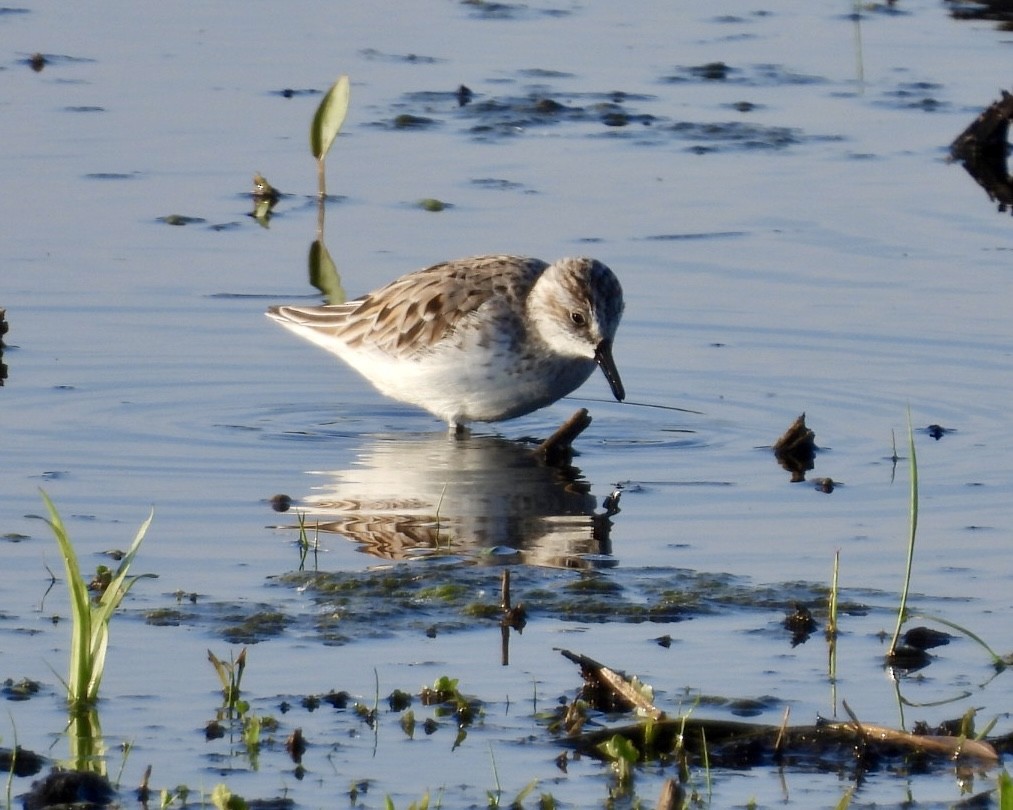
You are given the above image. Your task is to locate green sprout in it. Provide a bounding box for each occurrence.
[40,491,155,708]
[310,74,350,199]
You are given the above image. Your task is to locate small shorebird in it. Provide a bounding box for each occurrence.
[266,254,625,430]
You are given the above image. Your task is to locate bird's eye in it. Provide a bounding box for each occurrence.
[570,311,587,327]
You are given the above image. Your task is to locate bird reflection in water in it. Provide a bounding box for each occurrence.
[279,433,619,569]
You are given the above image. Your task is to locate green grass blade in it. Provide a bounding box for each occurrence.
[87,509,155,702]
[310,75,350,160]
[998,769,1013,810]
[888,411,918,656]
[40,491,94,704]
[39,492,153,706]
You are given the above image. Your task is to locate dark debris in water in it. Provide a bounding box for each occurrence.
[359,47,443,64]
[273,88,319,99]
[925,423,954,440]
[877,81,949,113]
[773,412,818,483]
[393,113,439,129]
[662,62,826,87]
[156,214,207,227]
[783,603,818,646]
[2,677,42,701]
[83,172,138,181]
[668,120,805,153]
[902,625,952,651]
[469,177,531,192]
[459,0,573,20]
[379,79,833,151]
[0,745,44,777]
[947,0,1013,24]
[950,89,1013,216]
[22,769,115,810]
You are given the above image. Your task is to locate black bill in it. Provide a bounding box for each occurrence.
[594,338,625,402]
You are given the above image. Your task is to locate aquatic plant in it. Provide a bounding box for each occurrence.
[310,74,350,199]
[884,417,1008,670]
[4,721,17,810]
[384,794,430,810]
[40,491,155,708]
[207,648,248,716]
[597,733,638,790]
[998,769,1013,810]
[294,511,321,571]
[211,783,248,810]
[886,413,918,658]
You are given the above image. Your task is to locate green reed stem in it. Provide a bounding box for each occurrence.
[887,412,917,657]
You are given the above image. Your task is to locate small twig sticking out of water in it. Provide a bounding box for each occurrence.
[889,428,899,485]
[500,570,526,632]
[656,778,684,810]
[774,706,791,759]
[135,765,152,804]
[534,408,592,465]
[500,570,510,611]
[499,570,526,665]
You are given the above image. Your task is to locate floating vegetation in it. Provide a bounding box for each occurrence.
[157,214,207,226]
[376,80,832,151]
[250,172,280,223]
[416,197,449,212]
[662,62,825,86]
[392,113,438,129]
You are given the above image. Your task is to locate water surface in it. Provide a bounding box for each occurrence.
[3,1,1013,807]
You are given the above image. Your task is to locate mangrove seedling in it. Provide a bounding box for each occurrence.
[40,491,155,708]
[310,74,350,199]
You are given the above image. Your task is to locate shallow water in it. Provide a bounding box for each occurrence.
[3,1,1013,807]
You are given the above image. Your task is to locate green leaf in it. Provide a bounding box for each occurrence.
[310,75,350,160]
[999,769,1013,810]
[211,784,247,810]
[599,733,638,764]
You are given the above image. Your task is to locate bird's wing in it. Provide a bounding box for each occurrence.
[269,255,546,358]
